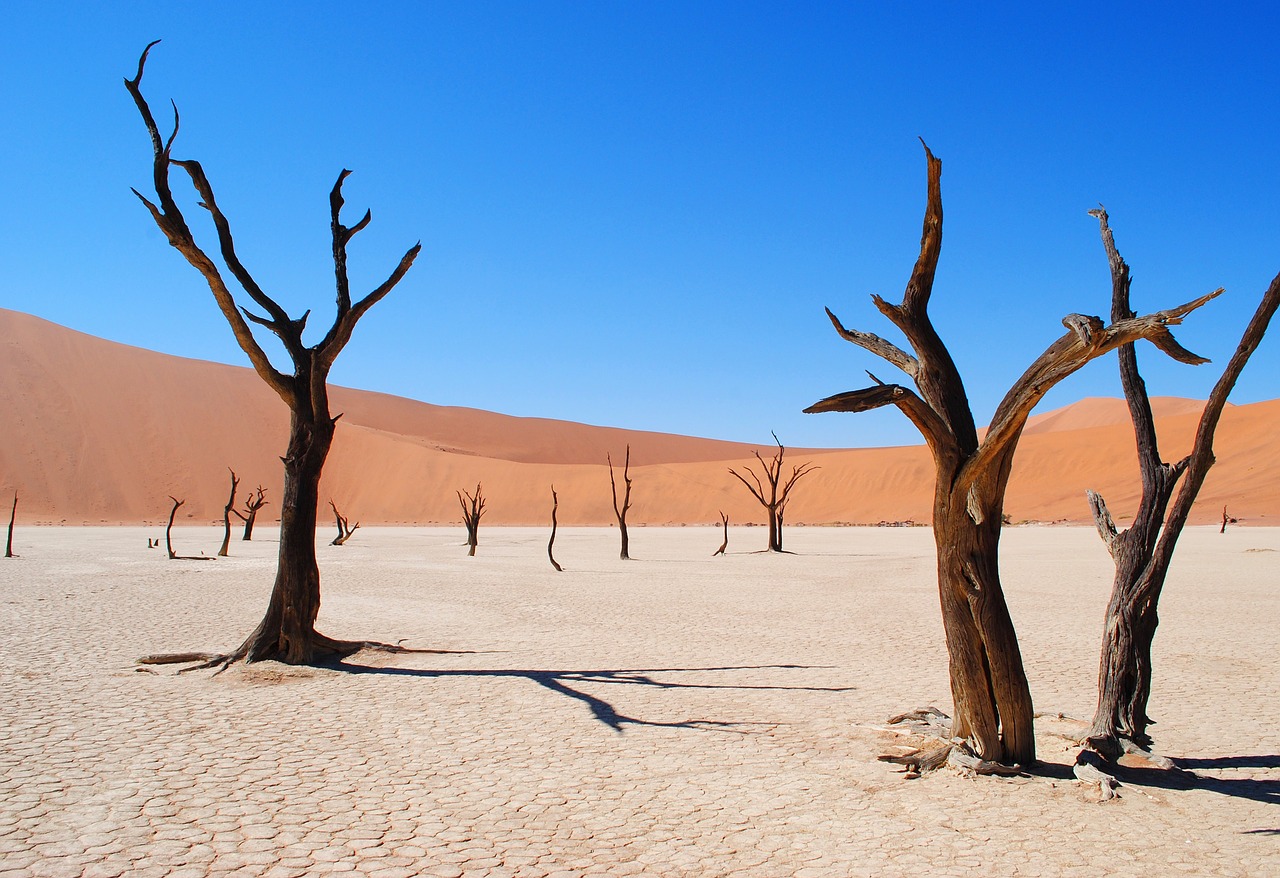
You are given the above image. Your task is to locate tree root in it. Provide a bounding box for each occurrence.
[878,706,1024,778]
[1074,749,1121,801]
[136,634,435,675]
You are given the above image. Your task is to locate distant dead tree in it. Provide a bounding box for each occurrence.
[5,493,16,558]
[805,145,1218,768]
[217,468,240,557]
[1220,506,1236,534]
[728,433,816,553]
[127,43,419,668]
[548,485,563,572]
[1082,209,1280,766]
[165,496,210,561]
[457,482,485,556]
[713,511,729,556]
[232,485,268,541]
[329,501,360,546]
[608,446,633,560]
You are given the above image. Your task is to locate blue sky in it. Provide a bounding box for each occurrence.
[3,2,1276,448]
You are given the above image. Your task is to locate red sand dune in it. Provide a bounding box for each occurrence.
[1,308,1275,527]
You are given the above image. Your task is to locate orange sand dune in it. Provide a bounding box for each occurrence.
[1,308,1275,527]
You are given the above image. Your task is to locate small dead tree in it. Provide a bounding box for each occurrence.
[127,43,419,667]
[608,446,633,560]
[548,485,563,572]
[165,496,211,561]
[5,493,16,558]
[1220,506,1235,534]
[217,468,240,557]
[232,486,268,541]
[457,482,485,556]
[713,510,729,556]
[728,433,816,553]
[329,501,360,546]
[805,145,1218,767]
[1083,209,1280,762]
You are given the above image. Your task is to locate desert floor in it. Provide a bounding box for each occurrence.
[2,525,1277,877]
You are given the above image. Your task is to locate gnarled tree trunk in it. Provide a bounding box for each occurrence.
[806,145,1217,766]
[127,42,419,668]
[457,482,485,556]
[218,468,240,557]
[1085,209,1280,759]
[609,446,633,560]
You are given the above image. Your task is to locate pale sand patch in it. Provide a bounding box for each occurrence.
[1,525,1276,877]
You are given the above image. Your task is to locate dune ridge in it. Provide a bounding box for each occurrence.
[1,307,1275,527]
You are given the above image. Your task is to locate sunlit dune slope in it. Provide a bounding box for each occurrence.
[1,308,1274,527]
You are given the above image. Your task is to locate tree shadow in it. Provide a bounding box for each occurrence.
[1034,753,1280,809]
[321,659,854,733]
[1176,755,1280,770]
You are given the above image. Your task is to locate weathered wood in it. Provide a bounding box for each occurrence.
[1085,208,1280,754]
[457,482,485,556]
[548,486,563,572]
[329,500,360,546]
[217,468,240,557]
[164,496,211,561]
[4,493,15,558]
[232,485,268,541]
[608,446,633,560]
[713,510,729,556]
[728,434,817,552]
[127,43,419,666]
[807,146,1218,766]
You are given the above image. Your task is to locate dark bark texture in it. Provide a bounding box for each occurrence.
[713,511,729,557]
[457,483,485,556]
[728,434,816,553]
[608,446,633,560]
[806,146,1218,766]
[5,493,15,558]
[232,485,268,541]
[329,500,360,546]
[126,42,419,667]
[217,468,240,557]
[548,486,563,572]
[1085,209,1280,759]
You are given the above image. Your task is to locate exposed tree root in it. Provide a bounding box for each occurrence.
[136,635,435,675]
[878,706,1025,778]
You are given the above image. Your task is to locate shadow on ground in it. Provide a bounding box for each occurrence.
[322,659,854,733]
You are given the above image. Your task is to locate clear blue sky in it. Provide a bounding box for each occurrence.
[4,2,1276,448]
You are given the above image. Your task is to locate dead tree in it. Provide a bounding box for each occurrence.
[329,500,360,546]
[1220,506,1235,534]
[548,485,563,572]
[728,433,816,553]
[217,468,240,557]
[1083,209,1280,761]
[805,145,1218,767]
[165,496,211,561]
[457,482,485,556]
[5,493,15,558]
[608,446,633,560]
[713,511,729,556]
[232,486,268,541]
[127,43,419,667]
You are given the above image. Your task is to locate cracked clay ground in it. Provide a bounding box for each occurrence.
[2,525,1277,877]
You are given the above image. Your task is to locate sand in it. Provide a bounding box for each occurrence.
[2,524,1277,876]
[3,307,1278,528]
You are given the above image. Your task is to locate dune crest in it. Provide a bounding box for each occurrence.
[1,308,1274,526]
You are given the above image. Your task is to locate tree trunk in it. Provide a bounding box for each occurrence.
[933,494,1034,765]
[241,413,333,664]
[4,493,15,558]
[218,469,239,557]
[1084,211,1280,759]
